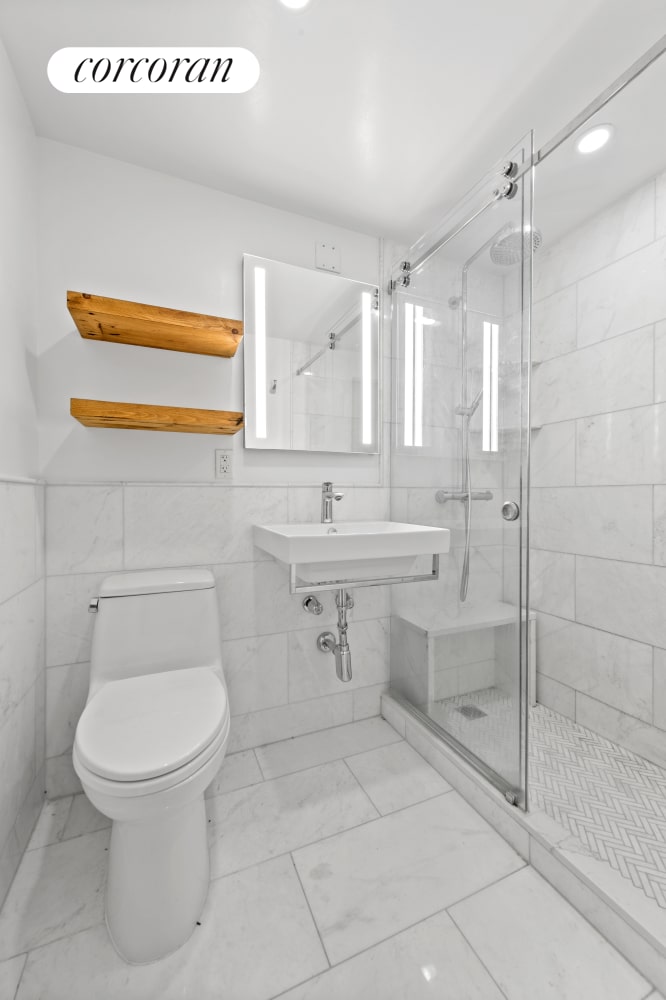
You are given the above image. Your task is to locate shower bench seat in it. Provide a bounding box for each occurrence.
[390,601,536,709]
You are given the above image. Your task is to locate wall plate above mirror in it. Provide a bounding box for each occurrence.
[243,254,380,454]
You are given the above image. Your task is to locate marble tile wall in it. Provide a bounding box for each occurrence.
[44,483,390,797]
[531,170,666,765]
[0,480,45,909]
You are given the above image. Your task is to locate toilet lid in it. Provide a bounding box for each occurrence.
[75,667,228,782]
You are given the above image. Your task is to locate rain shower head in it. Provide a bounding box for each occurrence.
[490,226,543,266]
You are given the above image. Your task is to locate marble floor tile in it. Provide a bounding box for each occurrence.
[15,856,327,1000]
[293,791,524,965]
[255,717,402,779]
[449,866,650,1000]
[345,741,451,814]
[62,795,110,840]
[278,909,504,1000]
[0,830,108,959]
[0,954,26,999]
[205,749,263,798]
[207,759,378,879]
[25,798,72,851]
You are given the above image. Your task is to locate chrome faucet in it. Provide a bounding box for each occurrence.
[321,481,344,523]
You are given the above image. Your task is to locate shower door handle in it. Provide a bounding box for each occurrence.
[502,501,520,521]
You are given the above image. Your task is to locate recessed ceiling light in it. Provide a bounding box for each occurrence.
[279,0,311,8]
[575,124,614,155]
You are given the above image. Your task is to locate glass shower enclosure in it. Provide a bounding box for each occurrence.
[389,134,533,807]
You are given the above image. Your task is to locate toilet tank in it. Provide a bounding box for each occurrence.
[90,569,223,692]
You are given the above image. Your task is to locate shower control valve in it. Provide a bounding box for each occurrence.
[302,595,324,616]
[501,500,520,521]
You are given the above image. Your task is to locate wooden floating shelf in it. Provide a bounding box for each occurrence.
[67,291,243,358]
[71,398,244,436]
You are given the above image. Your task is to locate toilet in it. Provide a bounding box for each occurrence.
[73,568,230,964]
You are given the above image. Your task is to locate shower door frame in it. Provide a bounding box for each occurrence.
[390,136,534,809]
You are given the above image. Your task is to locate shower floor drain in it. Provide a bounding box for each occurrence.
[456,704,487,720]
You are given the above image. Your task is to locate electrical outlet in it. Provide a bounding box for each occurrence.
[215,449,233,480]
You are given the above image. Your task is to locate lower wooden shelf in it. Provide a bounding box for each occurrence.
[71,398,244,435]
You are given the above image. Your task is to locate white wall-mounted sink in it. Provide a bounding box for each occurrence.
[253,520,450,584]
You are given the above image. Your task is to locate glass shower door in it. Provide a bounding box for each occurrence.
[389,136,533,806]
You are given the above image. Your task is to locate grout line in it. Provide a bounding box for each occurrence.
[529,607,653,654]
[529,542,662,571]
[24,796,74,854]
[9,953,28,1000]
[252,747,268,782]
[271,862,524,1000]
[24,817,110,856]
[446,878,526,1000]
[536,397,664,433]
[0,911,108,965]
[339,758,381,819]
[240,732,403,785]
[207,787,456,889]
[288,853,332,970]
[539,319,656,371]
[0,577,43,610]
[249,747,266,780]
[534,226,662,308]
[269,878,524,1000]
[212,732,403,799]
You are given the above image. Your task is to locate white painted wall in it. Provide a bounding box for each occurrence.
[37,139,383,485]
[36,141,392,796]
[0,38,38,477]
[0,38,45,909]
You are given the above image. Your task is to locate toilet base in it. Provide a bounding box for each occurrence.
[106,795,209,964]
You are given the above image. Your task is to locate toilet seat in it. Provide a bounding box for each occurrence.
[73,711,230,799]
[75,666,228,783]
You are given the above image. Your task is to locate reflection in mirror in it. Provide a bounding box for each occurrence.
[243,255,379,453]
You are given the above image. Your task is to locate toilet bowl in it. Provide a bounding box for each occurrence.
[73,569,230,964]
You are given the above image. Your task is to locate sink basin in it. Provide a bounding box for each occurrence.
[253,520,450,584]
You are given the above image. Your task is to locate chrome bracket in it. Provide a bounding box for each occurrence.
[302,595,324,615]
[388,260,411,293]
[288,554,440,594]
[492,180,517,200]
[316,631,336,653]
[88,598,99,613]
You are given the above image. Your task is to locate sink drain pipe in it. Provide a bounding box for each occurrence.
[316,589,353,682]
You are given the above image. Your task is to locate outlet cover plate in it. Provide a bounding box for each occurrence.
[215,449,233,480]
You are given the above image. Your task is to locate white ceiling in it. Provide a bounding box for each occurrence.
[1,0,665,242]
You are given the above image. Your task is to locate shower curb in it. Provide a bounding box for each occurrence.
[381,693,666,996]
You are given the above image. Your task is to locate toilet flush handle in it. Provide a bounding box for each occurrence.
[88,598,99,613]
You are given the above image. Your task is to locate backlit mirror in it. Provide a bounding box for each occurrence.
[243,254,379,453]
